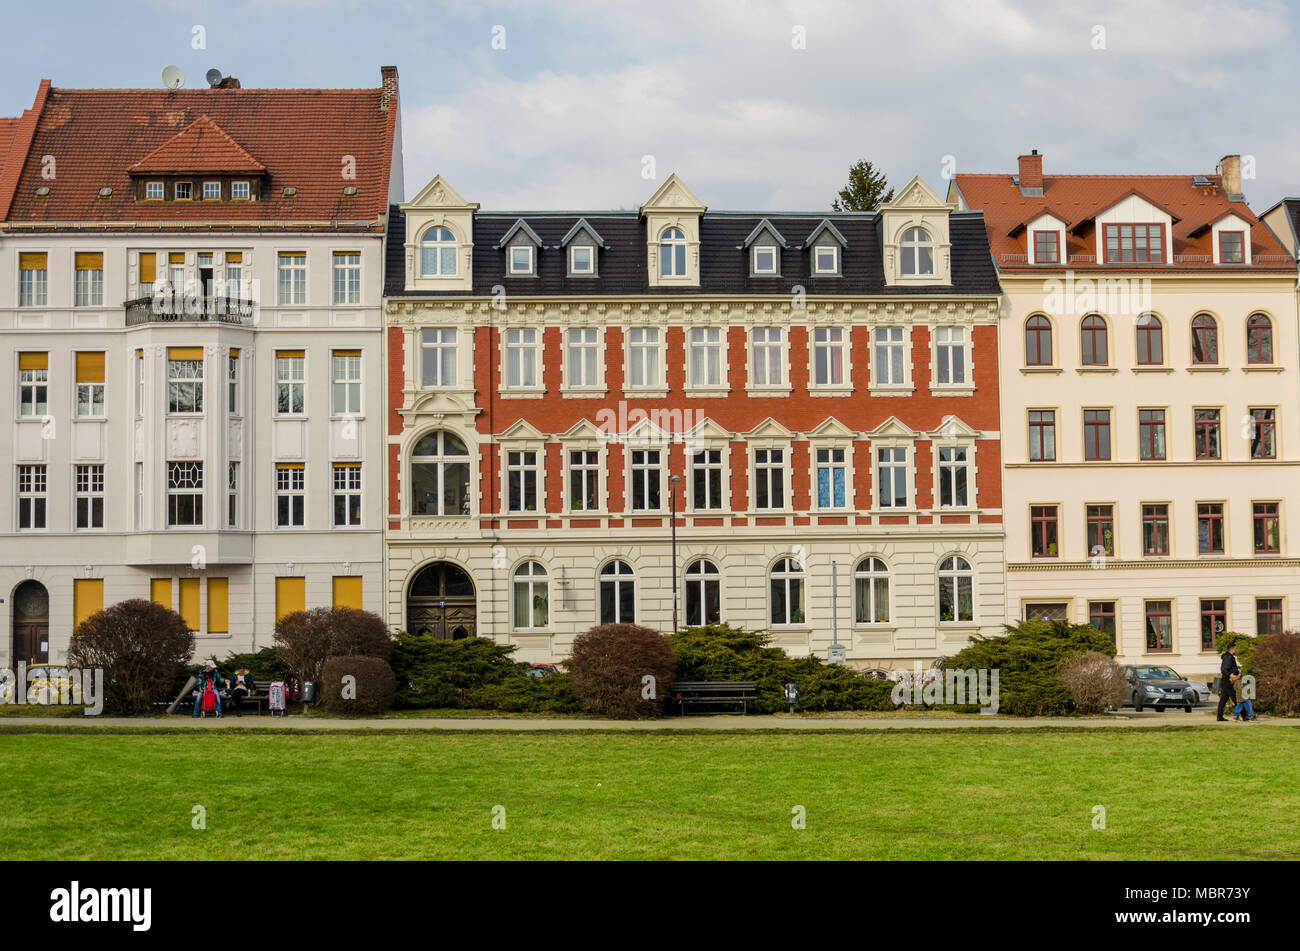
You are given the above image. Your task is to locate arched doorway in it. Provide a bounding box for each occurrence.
[12,580,50,664]
[407,562,476,640]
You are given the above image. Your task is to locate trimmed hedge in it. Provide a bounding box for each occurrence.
[567,623,676,718]
[390,633,578,713]
[318,655,397,715]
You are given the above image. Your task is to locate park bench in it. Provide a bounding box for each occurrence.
[671,681,756,715]
[173,679,275,715]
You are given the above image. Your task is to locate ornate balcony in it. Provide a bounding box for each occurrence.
[124,293,255,326]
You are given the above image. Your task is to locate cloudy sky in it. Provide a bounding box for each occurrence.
[4,0,1298,212]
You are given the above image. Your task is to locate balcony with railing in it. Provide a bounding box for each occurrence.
[125,289,256,326]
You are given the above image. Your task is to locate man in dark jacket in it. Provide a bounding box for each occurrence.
[1216,645,1240,721]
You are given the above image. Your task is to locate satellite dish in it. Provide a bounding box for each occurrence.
[205,68,223,88]
[161,65,186,90]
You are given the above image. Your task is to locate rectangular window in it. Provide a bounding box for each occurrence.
[1087,504,1115,557]
[508,245,534,274]
[506,450,540,513]
[275,464,306,527]
[421,329,458,388]
[224,251,243,298]
[202,181,221,200]
[752,245,778,275]
[811,327,844,386]
[813,245,838,274]
[174,182,192,200]
[1145,600,1173,652]
[627,328,661,389]
[166,348,204,414]
[1030,504,1059,557]
[1104,223,1164,264]
[332,576,364,610]
[18,352,49,417]
[227,349,239,415]
[75,352,106,417]
[630,449,662,511]
[167,252,185,295]
[1256,598,1283,635]
[934,326,967,385]
[873,326,905,385]
[1089,601,1116,642]
[167,462,204,526]
[1028,410,1056,461]
[332,464,362,527]
[1034,230,1059,264]
[138,252,157,298]
[208,578,229,634]
[1194,409,1221,460]
[1253,501,1280,554]
[277,252,307,305]
[505,329,538,388]
[569,245,594,275]
[937,447,969,507]
[75,464,105,529]
[815,447,847,509]
[275,577,306,622]
[1219,231,1245,264]
[227,462,238,528]
[691,449,723,510]
[1142,503,1170,556]
[275,351,305,415]
[17,465,47,529]
[754,448,786,510]
[74,252,105,306]
[1138,409,1166,460]
[1083,409,1111,461]
[19,252,48,307]
[1197,502,1225,554]
[566,329,599,388]
[231,181,250,200]
[145,181,164,200]
[568,450,599,512]
[331,350,362,415]
[875,447,907,508]
[332,252,361,304]
[1250,408,1276,459]
[750,327,783,386]
[1200,599,1226,651]
[688,327,723,387]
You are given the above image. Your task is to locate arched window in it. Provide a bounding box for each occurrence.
[1191,314,1219,365]
[938,555,973,623]
[512,561,548,629]
[1025,315,1053,366]
[684,558,721,626]
[900,227,934,276]
[1080,315,1108,366]
[410,431,470,516]
[1247,314,1274,364]
[854,557,890,624]
[660,227,686,277]
[1136,314,1164,365]
[420,226,457,277]
[769,557,806,625]
[599,560,635,624]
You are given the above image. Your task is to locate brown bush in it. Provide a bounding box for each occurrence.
[566,623,675,718]
[68,598,195,714]
[274,607,393,686]
[1058,651,1128,714]
[318,655,397,715]
[1252,631,1300,717]
[326,607,393,661]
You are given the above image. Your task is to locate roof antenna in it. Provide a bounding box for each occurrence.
[205,68,223,88]
[161,65,186,90]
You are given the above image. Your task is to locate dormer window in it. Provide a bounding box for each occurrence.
[752,244,779,275]
[145,182,164,200]
[420,226,458,277]
[813,245,839,275]
[202,181,221,200]
[174,182,193,200]
[660,227,687,277]
[1104,223,1163,264]
[1033,230,1059,264]
[900,227,934,276]
[232,181,250,200]
[569,245,595,275]
[509,245,535,275]
[1219,231,1245,264]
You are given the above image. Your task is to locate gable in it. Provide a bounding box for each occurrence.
[867,416,920,440]
[641,173,706,214]
[404,174,476,211]
[496,218,543,249]
[561,218,607,248]
[742,218,786,249]
[129,116,265,175]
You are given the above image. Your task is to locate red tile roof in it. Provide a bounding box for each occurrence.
[953,168,1292,270]
[2,70,398,229]
[0,79,51,221]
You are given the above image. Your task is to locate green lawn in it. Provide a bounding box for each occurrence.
[2,727,1298,860]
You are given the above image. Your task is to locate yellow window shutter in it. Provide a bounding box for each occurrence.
[333,349,361,357]
[276,349,305,359]
[139,253,156,283]
[18,352,48,371]
[229,347,240,358]
[332,576,363,610]
[19,252,47,270]
[73,579,104,630]
[275,577,306,621]
[75,252,104,270]
[169,252,185,264]
[225,251,242,263]
[167,347,205,361]
[151,578,172,608]
[179,578,200,632]
[207,578,229,634]
[279,251,304,259]
[75,352,105,383]
[275,462,305,471]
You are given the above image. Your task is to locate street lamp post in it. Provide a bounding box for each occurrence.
[671,474,682,632]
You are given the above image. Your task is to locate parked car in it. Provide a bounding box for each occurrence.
[519,663,560,679]
[1173,674,1212,706]
[1121,665,1196,712]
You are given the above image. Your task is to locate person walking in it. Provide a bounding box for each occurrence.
[1216,644,1240,722]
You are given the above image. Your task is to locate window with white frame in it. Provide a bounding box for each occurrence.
[512,561,549,629]
[332,464,362,527]
[568,450,600,512]
[228,353,239,415]
[505,328,539,388]
[900,227,934,277]
[167,462,203,527]
[876,447,908,508]
[331,351,362,415]
[19,360,49,416]
[145,181,164,200]
[813,245,839,275]
[938,555,974,622]
[660,227,687,277]
[812,327,846,386]
[752,243,779,275]
[854,557,890,624]
[508,245,535,275]
[933,326,968,385]
[203,181,221,200]
[135,350,144,418]
[19,254,48,307]
[175,182,193,200]
[769,558,805,625]
[815,447,848,509]
[167,356,204,414]
[754,448,786,510]
[750,327,784,387]
[684,558,722,625]
[421,329,458,388]
[566,329,600,388]
[937,447,969,507]
[569,244,595,275]
[873,327,906,386]
[410,431,471,517]
[17,465,47,529]
[227,462,238,528]
[691,449,724,511]
[332,252,361,304]
[74,253,104,306]
[277,252,307,305]
[275,465,306,527]
[688,327,723,387]
[275,352,305,415]
[506,450,541,513]
[630,449,663,511]
[420,227,458,276]
[627,328,662,389]
[231,181,250,200]
[599,560,635,624]
[224,254,243,298]
[75,464,105,529]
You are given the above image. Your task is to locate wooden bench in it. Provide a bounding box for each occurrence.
[672,681,756,715]
[175,679,275,715]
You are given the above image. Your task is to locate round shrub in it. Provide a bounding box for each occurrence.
[1252,631,1300,717]
[274,608,336,685]
[327,607,393,662]
[318,655,397,715]
[68,598,195,714]
[1058,651,1128,714]
[567,623,675,718]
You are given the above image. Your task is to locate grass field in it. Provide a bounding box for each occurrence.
[2,727,1298,860]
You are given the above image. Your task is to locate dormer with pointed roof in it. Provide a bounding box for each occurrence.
[561,217,607,277]
[400,174,479,292]
[642,173,705,288]
[877,176,956,287]
[497,218,543,278]
[127,115,268,203]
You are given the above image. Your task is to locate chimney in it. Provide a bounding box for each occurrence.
[217,76,241,89]
[1018,150,1043,194]
[1220,154,1243,200]
[380,65,399,113]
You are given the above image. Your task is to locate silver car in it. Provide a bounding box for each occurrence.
[1122,665,1196,712]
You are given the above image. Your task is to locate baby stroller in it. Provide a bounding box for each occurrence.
[268,680,287,717]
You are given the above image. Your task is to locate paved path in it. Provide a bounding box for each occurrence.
[1,708,1285,731]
